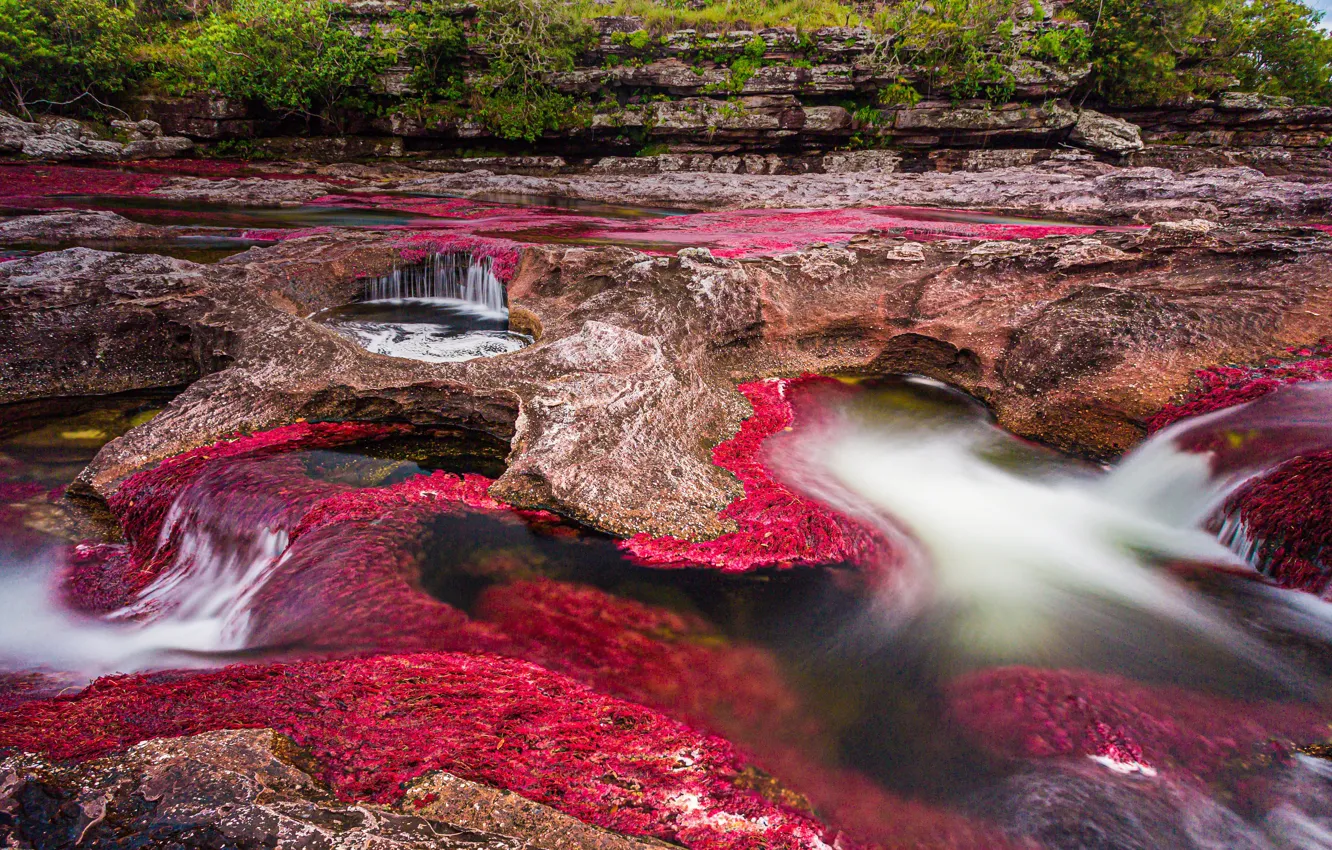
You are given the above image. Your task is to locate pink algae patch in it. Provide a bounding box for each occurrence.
[946,666,1330,784]
[0,652,846,850]
[620,377,880,572]
[0,163,167,205]
[1149,341,1332,593]
[590,206,1120,259]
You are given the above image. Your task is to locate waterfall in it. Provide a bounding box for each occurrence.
[363,252,507,313]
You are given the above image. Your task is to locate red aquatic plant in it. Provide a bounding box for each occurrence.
[946,666,1330,784]
[620,378,880,572]
[1149,341,1332,593]
[0,651,849,850]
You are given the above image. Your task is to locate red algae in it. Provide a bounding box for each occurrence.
[946,666,1331,784]
[0,651,847,850]
[620,378,880,572]
[1149,341,1332,593]
[391,232,521,281]
[0,163,167,206]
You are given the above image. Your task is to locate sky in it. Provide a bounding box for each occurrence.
[1310,0,1332,27]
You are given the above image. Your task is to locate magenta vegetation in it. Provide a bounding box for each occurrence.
[1152,341,1332,593]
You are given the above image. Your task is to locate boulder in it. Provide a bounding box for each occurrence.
[122,135,195,159]
[1070,108,1145,155]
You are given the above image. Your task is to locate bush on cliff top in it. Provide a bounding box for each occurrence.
[190,0,395,127]
[1071,0,1332,105]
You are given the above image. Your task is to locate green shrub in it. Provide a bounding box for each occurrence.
[469,0,595,141]
[0,0,138,116]
[190,0,393,126]
[878,81,922,106]
[1023,27,1092,66]
[586,0,861,32]
[873,0,1023,103]
[392,2,467,99]
[1071,0,1332,105]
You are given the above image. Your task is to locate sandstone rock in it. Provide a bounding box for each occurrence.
[1070,109,1145,155]
[153,175,345,205]
[122,135,194,159]
[395,162,1332,223]
[0,211,162,243]
[1010,58,1091,98]
[1052,237,1134,270]
[111,118,163,140]
[0,111,38,153]
[891,99,1077,136]
[822,149,902,173]
[802,105,853,133]
[401,772,675,850]
[7,215,1326,542]
[1217,91,1296,110]
[19,133,123,161]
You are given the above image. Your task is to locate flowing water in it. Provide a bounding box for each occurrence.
[311,252,532,362]
[4,379,1332,847]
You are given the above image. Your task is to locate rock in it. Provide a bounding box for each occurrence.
[1070,109,1145,155]
[0,111,38,153]
[6,214,1329,543]
[122,135,194,159]
[401,772,675,850]
[1217,91,1296,110]
[822,150,902,173]
[0,249,216,402]
[19,133,123,161]
[395,162,1332,223]
[152,175,345,205]
[111,118,163,140]
[1052,237,1134,270]
[890,99,1078,141]
[1010,58,1091,98]
[0,728,667,849]
[0,210,162,243]
[415,155,568,175]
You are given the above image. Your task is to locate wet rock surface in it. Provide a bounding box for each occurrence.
[0,727,667,849]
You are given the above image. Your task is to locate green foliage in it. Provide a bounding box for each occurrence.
[706,35,768,93]
[1231,0,1332,103]
[190,0,394,125]
[392,2,466,99]
[587,0,861,32]
[1023,27,1092,66]
[1071,0,1332,105]
[0,0,138,116]
[872,0,1023,103]
[877,81,922,106]
[470,0,595,141]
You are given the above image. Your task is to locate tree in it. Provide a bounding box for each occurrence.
[0,0,137,117]
[190,0,393,128]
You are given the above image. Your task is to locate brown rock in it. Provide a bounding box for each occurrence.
[0,728,661,849]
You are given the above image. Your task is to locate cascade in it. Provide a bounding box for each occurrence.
[363,252,508,313]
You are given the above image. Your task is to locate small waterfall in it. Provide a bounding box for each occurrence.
[363,252,507,313]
